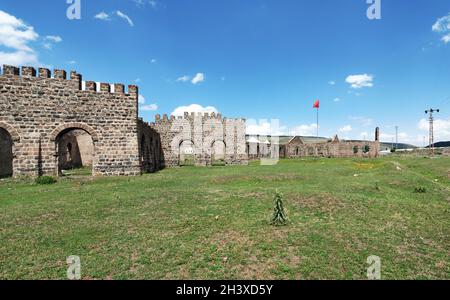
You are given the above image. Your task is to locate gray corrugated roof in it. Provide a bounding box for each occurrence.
[246,135,331,145]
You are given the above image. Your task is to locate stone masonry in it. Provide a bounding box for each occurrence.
[0,65,142,177]
[150,112,248,167]
[0,64,248,178]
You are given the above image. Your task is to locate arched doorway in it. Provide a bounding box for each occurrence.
[56,128,94,176]
[211,140,226,166]
[0,128,13,178]
[179,140,194,166]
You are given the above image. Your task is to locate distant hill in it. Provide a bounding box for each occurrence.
[379,142,418,151]
[426,141,450,148]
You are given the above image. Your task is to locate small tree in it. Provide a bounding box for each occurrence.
[270,190,288,226]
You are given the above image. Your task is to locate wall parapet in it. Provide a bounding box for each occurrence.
[1,64,137,96]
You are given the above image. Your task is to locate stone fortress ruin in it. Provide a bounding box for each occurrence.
[0,65,247,178]
[0,64,380,178]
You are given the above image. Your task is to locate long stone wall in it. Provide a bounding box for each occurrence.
[0,65,141,177]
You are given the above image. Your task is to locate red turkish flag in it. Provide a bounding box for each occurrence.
[313,100,320,109]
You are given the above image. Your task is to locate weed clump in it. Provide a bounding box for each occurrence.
[35,176,57,185]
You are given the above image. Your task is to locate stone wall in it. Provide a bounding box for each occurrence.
[150,112,248,167]
[0,128,13,177]
[0,64,141,177]
[137,119,164,172]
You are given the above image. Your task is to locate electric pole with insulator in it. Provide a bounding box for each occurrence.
[425,108,439,156]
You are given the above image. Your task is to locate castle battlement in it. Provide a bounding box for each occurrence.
[1,65,138,96]
[153,112,245,124]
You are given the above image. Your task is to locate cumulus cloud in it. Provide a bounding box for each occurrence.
[191,73,205,84]
[418,118,450,141]
[171,104,218,117]
[138,94,146,104]
[328,80,336,85]
[432,12,450,43]
[339,125,352,133]
[116,11,134,27]
[0,10,40,65]
[346,74,374,89]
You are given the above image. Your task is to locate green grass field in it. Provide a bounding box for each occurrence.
[0,157,449,279]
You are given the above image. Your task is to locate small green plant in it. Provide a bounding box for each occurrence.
[353,146,359,154]
[391,147,397,153]
[363,145,370,153]
[414,186,426,193]
[374,182,380,191]
[270,190,288,226]
[35,176,57,185]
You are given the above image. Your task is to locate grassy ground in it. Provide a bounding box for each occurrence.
[0,157,449,279]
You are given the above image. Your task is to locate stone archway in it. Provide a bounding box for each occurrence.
[53,125,96,176]
[211,140,226,166]
[179,140,194,166]
[0,128,13,178]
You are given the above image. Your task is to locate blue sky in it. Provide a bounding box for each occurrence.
[1,0,449,145]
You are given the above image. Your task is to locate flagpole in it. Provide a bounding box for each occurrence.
[316,107,319,137]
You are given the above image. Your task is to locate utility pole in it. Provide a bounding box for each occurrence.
[395,126,399,150]
[425,108,440,156]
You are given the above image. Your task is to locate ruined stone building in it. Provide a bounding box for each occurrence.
[247,128,380,159]
[0,65,247,178]
[150,112,248,167]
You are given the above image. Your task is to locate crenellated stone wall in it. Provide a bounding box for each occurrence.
[0,64,142,177]
[150,112,248,167]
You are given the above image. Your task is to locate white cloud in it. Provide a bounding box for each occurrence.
[94,12,111,21]
[171,104,218,117]
[191,73,205,85]
[133,0,158,8]
[151,58,157,63]
[176,73,206,84]
[418,118,450,141]
[45,35,62,43]
[138,94,146,104]
[289,124,318,136]
[328,80,336,85]
[176,75,190,82]
[333,98,340,102]
[339,125,352,133]
[67,60,76,64]
[349,116,374,127]
[0,50,38,66]
[116,11,134,27]
[346,74,374,89]
[442,34,450,44]
[246,120,287,136]
[432,13,450,43]
[0,10,39,65]
[140,104,158,111]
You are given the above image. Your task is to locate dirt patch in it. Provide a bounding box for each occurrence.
[289,194,346,214]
